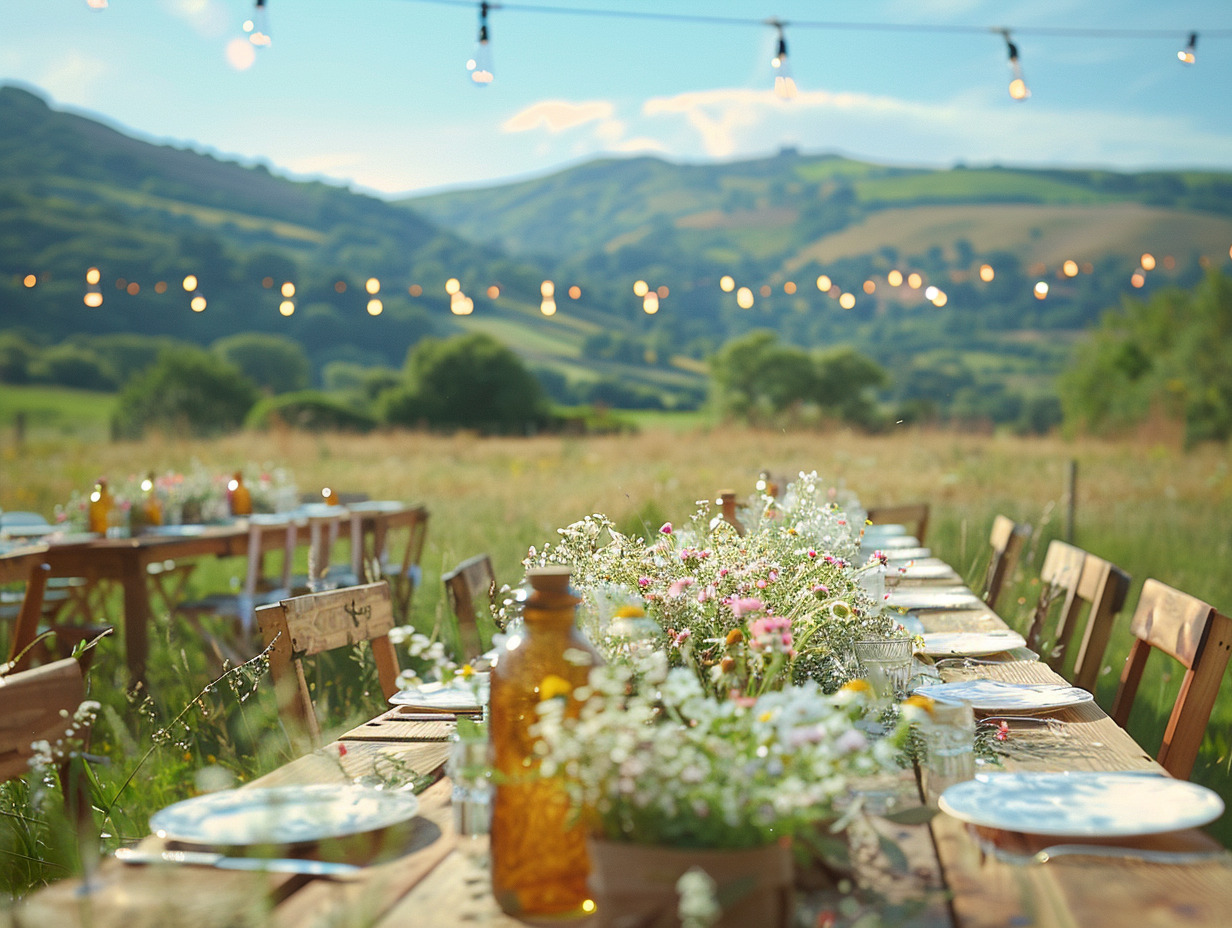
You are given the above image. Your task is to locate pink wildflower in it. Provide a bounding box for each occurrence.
[667,577,696,597]
[730,596,765,618]
[659,522,673,535]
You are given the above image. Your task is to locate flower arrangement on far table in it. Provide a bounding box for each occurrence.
[524,471,909,696]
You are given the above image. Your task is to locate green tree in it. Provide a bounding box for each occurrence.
[1059,272,1232,444]
[31,344,118,390]
[709,331,885,426]
[0,331,35,383]
[383,333,547,434]
[213,333,311,394]
[113,346,260,438]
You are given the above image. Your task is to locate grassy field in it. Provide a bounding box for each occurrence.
[3,413,1232,895]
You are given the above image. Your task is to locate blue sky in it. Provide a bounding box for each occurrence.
[4,1,1231,197]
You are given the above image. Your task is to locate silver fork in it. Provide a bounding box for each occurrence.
[980,838,1232,867]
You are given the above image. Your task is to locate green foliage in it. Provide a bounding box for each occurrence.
[87,334,187,384]
[1059,271,1232,445]
[112,346,260,438]
[29,343,118,391]
[245,390,377,432]
[212,332,311,394]
[709,330,885,427]
[0,331,35,383]
[383,333,549,434]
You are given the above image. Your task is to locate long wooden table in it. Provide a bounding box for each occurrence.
[13,539,1232,927]
[1,505,418,686]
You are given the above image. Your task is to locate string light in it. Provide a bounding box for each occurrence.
[468,2,495,84]
[768,19,796,99]
[85,0,107,9]
[1003,31,1030,100]
[1178,32,1197,64]
[245,0,271,48]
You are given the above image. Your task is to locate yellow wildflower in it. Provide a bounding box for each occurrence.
[538,674,572,701]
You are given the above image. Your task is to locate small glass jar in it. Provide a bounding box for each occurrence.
[922,697,976,807]
[447,730,492,862]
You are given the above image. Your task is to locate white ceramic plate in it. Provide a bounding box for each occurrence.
[913,679,1093,712]
[939,771,1225,837]
[150,785,420,847]
[869,535,923,549]
[881,547,932,562]
[389,680,482,711]
[917,629,1028,656]
[895,563,961,581]
[885,589,984,611]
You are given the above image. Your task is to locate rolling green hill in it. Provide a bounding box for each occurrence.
[6,81,1232,424]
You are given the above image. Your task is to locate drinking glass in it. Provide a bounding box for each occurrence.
[853,636,914,700]
[447,733,492,863]
[922,697,976,807]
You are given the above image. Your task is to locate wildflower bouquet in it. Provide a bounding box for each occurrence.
[525,472,905,695]
[534,653,900,850]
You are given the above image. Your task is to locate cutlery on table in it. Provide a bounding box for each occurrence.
[979,839,1232,867]
[114,846,363,878]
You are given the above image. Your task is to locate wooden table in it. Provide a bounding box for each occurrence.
[13,536,1232,928]
[1,504,420,686]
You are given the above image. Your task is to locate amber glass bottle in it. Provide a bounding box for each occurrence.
[229,472,253,517]
[489,566,600,919]
[88,480,112,535]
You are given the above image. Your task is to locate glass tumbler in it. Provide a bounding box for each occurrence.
[923,697,976,807]
[447,733,492,861]
[853,636,914,700]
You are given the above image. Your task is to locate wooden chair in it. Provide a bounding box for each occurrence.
[864,502,930,544]
[0,657,93,829]
[442,554,497,661]
[359,505,430,622]
[1110,579,1232,780]
[256,581,401,747]
[175,515,299,663]
[1024,540,1131,692]
[981,515,1031,613]
[5,562,109,674]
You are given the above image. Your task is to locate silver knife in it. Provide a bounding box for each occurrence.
[114,846,362,877]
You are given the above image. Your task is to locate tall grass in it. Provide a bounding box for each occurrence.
[3,421,1232,899]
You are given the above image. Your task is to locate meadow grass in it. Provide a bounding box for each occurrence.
[3,419,1232,898]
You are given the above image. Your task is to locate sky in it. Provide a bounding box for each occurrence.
[4,0,1232,199]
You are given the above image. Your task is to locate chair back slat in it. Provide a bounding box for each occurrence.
[1070,555,1131,693]
[442,554,496,661]
[864,502,930,544]
[0,658,85,782]
[983,515,1030,613]
[256,581,401,748]
[1110,578,1232,779]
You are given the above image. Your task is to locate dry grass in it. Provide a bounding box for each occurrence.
[5,422,1232,839]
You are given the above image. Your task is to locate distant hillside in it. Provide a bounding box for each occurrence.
[0,84,703,406]
[7,82,1232,424]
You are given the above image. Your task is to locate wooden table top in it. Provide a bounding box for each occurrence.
[13,533,1232,928]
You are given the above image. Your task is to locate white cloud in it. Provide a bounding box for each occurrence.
[36,52,110,107]
[502,99,614,134]
[161,0,231,39]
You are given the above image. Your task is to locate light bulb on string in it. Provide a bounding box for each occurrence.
[467,2,495,85]
[1002,31,1029,100]
[1178,32,1197,65]
[244,0,271,48]
[768,19,797,99]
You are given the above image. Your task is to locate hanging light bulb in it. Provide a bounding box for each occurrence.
[85,0,108,9]
[769,19,797,99]
[1178,32,1197,65]
[467,2,495,85]
[1001,32,1029,100]
[244,0,271,48]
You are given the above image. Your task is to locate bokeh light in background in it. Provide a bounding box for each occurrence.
[862,280,875,294]
[279,300,295,316]
[979,264,995,282]
[191,295,207,311]
[736,286,754,309]
[86,267,101,285]
[182,275,198,291]
[84,292,103,307]
[540,298,557,316]
[1034,281,1049,299]
[445,278,460,294]
[22,274,36,288]
[1141,253,1157,271]
[642,292,659,314]
[632,280,648,297]
[568,285,581,299]
[838,292,856,309]
[367,299,383,315]
[1063,260,1079,277]
[719,275,735,292]
[365,277,381,294]
[887,270,903,286]
[281,282,295,298]
[907,273,923,289]
[816,275,831,292]
[487,285,501,299]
